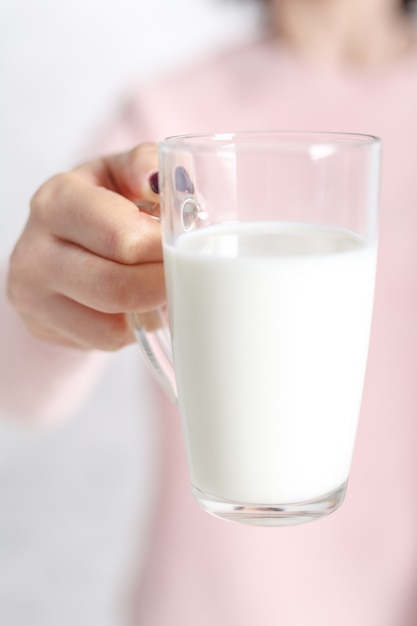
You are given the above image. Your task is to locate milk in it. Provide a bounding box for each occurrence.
[163,222,377,505]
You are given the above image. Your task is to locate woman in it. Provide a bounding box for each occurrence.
[4,0,417,624]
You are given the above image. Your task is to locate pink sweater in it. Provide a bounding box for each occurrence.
[3,37,417,625]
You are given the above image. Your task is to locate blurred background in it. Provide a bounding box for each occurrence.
[0,1,261,624]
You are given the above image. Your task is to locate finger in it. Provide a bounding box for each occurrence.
[31,175,162,265]
[77,143,160,203]
[9,232,166,316]
[21,294,135,351]
[44,239,166,314]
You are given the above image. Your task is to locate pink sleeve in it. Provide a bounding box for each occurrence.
[0,266,110,422]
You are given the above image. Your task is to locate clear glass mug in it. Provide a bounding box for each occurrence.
[131,131,381,526]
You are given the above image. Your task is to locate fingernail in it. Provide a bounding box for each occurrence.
[149,171,159,194]
[175,166,194,194]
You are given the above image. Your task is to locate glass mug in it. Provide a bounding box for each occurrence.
[131,131,381,526]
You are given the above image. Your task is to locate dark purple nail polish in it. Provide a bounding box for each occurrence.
[149,171,159,194]
[175,166,194,194]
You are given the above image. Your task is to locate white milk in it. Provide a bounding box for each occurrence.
[164,222,377,504]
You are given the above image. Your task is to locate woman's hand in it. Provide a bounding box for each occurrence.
[7,143,165,351]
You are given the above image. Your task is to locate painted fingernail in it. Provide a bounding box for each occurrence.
[149,171,159,194]
[175,166,194,194]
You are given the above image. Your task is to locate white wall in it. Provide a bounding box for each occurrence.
[0,1,261,625]
[0,0,260,254]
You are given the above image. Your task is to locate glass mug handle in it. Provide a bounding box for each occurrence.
[130,187,208,404]
[129,199,177,404]
[129,308,177,405]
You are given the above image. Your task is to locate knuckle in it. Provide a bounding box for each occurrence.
[92,262,164,314]
[29,172,76,220]
[105,212,158,265]
[103,266,137,312]
[100,315,132,351]
[86,261,130,313]
[7,247,34,311]
[105,225,138,265]
[7,233,53,312]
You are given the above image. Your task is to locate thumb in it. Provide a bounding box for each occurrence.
[77,142,160,203]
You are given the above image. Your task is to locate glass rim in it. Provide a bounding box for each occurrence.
[159,130,381,154]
